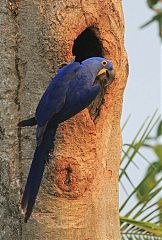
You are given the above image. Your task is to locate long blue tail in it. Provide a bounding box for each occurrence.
[21,124,58,223]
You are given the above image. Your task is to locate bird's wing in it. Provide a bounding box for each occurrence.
[77,84,101,109]
[35,62,80,126]
[56,83,101,123]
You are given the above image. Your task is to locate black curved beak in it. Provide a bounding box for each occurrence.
[105,69,115,86]
[106,69,115,80]
[95,68,115,87]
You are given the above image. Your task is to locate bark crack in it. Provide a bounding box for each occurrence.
[65,165,72,186]
[0,126,5,140]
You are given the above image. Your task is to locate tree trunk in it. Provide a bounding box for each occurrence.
[0,0,128,239]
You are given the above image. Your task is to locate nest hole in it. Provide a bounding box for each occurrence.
[72,27,103,62]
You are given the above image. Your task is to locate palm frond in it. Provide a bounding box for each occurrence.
[120,216,162,239]
[120,112,162,240]
[120,111,160,182]
[122,114,131,131]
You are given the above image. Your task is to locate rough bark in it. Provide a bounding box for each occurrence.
[0,0,128,239]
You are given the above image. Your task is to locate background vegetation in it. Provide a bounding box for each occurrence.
[120,113,162,239]
[120,1,162,238]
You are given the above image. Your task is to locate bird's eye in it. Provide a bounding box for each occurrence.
[101,60,107,66]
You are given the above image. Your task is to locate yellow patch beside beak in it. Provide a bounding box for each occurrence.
[97,68,107,76]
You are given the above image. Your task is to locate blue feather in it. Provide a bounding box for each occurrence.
[36,62,80,126]
[21,124,58,222]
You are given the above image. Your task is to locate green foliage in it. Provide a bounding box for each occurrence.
[157,121,162,137]
[147,0,160,8]
[141,0,162,39]
[121,216,162,239]
[136,161,161,201]
[136,120,162,203]
[120,113,162,240]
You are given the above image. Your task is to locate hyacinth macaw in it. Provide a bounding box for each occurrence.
[19,57,114,222]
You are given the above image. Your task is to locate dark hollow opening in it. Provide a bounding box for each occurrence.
[72,27,103,63]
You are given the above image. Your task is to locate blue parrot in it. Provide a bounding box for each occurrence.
[19,57,114,222]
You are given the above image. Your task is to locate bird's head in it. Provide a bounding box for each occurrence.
[81,57,115,86]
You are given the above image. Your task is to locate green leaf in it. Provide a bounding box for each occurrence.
[157,199,162,225]
[122,114,131,131]
[140,14,161,29]
[158,14,162,39]
[136,162,162,202]
[157,121,162,137]
[153,145,162,160]
[147,0,159,8]
[120,113,162,240]
[120,216,162,237]
[141,13,162,39]
[120,112,160,181]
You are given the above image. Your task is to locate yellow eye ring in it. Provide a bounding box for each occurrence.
[101,60,107,66]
